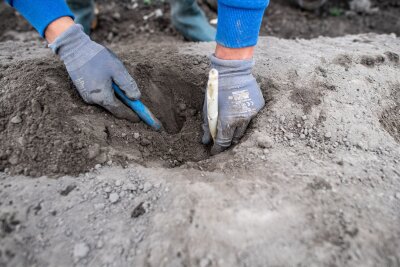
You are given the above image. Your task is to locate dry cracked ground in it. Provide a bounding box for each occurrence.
[0,34,400,266]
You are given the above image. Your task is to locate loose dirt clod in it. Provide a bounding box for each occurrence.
[256,134,274,149]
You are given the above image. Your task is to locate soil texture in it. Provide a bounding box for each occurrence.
[1,0,400,43]
[0,35,400,266]
[0,42,211,176]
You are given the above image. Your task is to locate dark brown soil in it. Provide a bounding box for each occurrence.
[261,0,400,39]
[0,43,210,177]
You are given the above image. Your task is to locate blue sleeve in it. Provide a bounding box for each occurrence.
[5,0,74,38]
[216,0,270,48]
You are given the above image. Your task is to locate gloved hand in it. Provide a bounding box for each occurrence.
[202,55,265,155]
[49,24,141,122]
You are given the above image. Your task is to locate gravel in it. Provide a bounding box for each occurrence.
[73,243,90,261]
[10,115,22,124]
[143,182,153,193]
[109,193,120,203]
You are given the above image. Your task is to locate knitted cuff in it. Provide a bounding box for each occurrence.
[216,1,268,48]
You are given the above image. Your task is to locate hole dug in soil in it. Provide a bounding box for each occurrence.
[0,52,211,177]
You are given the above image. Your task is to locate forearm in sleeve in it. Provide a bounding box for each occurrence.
[5,0,74,37]
[216,0,270,48]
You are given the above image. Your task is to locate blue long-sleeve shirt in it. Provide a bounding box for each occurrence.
[5,0,269,48]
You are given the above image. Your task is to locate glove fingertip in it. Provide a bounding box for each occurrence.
[125,88,141,100]
[113,67,141,100]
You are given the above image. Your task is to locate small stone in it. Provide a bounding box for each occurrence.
[17,137,26,146]
[112,12,121,20]
[286,133,294,140]
[289,140,294,147]
[96,240,104,249]
[8,154,19,165]
[140,138,151,146]
[325,132,332,139]
[104,186,112,193]
[256,135,274,149]
[73,243,90,261]
[95,153,107,164]
[279,115,286,123]
[31,99,42,115]
[88,144,100,159]
[154,8,163,18]
[134,132,140,139]
[300,134,306,139]
[395,192,400,199]
[115,180,123,187]
[309,139,316,148]
[143,182,153,193]
[10,115,22,124]
[109,193,120,204]
[356,142,364,150]
[297,123,302,128]
[107,32,114,42]
[187,109,197,116]
[178,103,187,111]
[94,164,101,170]
[302,115,307,121]
[333,142,339,147]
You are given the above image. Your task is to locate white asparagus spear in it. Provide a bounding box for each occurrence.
[207,68,219,141]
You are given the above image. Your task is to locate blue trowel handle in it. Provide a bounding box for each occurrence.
[112,83,162,131]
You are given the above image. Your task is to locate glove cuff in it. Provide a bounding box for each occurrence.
[48,24,103,71]
[210,54,254,76]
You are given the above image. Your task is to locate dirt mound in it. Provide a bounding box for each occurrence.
[2,34,400,177]
[1,35,400,267]
[0,42,210,177]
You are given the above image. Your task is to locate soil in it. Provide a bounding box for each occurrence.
[1,0,400,266]
[0,42,211,176]
[1,34,400,266]
[1,0,400,43]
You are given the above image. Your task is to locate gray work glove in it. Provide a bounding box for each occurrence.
[49,24,141,122]
[202,55,265,155]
